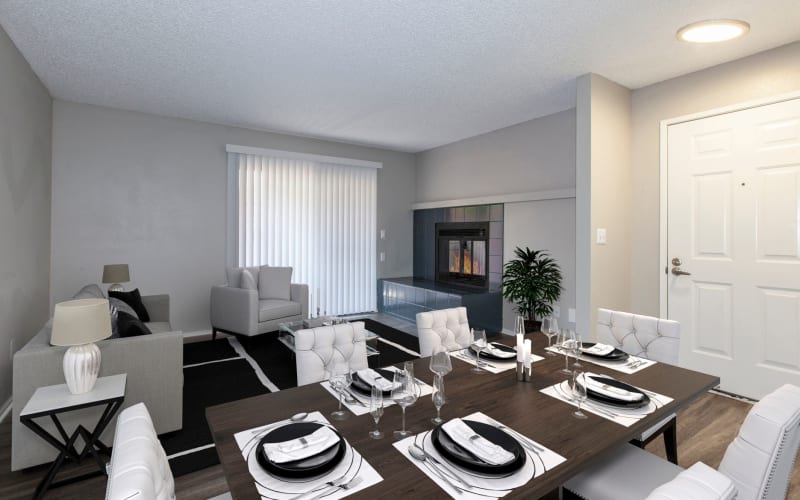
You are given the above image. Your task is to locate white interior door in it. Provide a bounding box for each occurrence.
[667,97,800,400]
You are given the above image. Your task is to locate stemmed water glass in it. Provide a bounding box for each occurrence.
[429,346,452,380]
[369,385,384,439]
[571,371,588,419]
[329,361,352,421]
[392,363,418,439]
[559,328,575,375]
[541,316,559,356]
[470,328,488,373]
[571,331,584,369]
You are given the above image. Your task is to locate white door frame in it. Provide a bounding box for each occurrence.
[658,90,800,319]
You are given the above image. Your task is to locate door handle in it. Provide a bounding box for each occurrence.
[671,267,691,276]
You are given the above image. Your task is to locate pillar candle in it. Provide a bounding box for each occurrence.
[523,339,532,368]
[516,333,524,362]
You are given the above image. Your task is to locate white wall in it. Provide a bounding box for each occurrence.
[503,198,576,332]
[630,42,800,316]
[0,25,52,404]
[415,109,576,330]
[51,101,416,332]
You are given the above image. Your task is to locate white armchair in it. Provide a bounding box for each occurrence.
[294,322,369,386]
[597,308,681,463]
[563,383,800,500]
[415,307,471,357]
[210,265,308,339]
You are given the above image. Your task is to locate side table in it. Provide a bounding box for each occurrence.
[20,373,127,500]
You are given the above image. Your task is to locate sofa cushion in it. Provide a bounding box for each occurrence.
[109,297,139,319]
[241,269,257,290]
[258,299,301,322]
[258,266,292,300]
[110,289,150,322]
[117,311,152,337]
[226,266,260,289]
[72,284,106,300]
[145,322,172,334]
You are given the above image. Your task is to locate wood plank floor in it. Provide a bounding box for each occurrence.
[0,391,797,499]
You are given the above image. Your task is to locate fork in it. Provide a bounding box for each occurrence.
[309,476,363,500]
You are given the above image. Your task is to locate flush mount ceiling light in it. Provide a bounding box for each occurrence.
[677,19,750,43]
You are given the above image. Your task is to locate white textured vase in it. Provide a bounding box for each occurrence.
[63,343,101,394]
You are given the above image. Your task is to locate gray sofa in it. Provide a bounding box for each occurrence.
[11,293,183,471]
[210,265,309,339]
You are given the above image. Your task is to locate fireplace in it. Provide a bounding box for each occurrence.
[435,222,489,289]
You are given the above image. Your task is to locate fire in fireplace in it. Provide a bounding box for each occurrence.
[436,222,489,289]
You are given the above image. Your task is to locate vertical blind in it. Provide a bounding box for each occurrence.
[231,152,377,315]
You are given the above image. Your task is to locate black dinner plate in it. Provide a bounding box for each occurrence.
[579,342,630,361]
[256,422,346,478]
[469,342,517,361]
[351,368,397,396]
[431,420,526,475]
[583,375,651,408]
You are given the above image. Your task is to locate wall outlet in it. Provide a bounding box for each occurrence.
[552,305,561,318]
[379,252,385,262]
[568,308,576,323]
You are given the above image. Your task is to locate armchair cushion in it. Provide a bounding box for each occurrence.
[241,269,257,290]
[258,266,292,300]
[226,266,260,289]
[258,300,301,322]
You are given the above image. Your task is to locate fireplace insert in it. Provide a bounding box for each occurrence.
[435,222,489,289]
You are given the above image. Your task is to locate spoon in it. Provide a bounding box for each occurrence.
[251,412,309,434]
[408,445,463,491]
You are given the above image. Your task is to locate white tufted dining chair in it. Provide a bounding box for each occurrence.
[294,321,369,386]
[563,383,800,500]
[106,402,175,500]
[597,308,681,463]
[415,307,472,357]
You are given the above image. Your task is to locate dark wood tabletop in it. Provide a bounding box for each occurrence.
[206,334,719,499]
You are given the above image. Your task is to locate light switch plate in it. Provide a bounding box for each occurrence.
[568,308,576,323]
[379,252,385,262]
[380,229,386,240]
[552,305,560,318]
[596,228,607,245]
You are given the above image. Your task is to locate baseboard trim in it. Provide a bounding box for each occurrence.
[0,396,12,424]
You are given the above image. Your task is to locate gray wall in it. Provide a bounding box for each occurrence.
[0,26,52,405]
[415,110,576,331]
[51,101,416,332]
[630,41,800,316]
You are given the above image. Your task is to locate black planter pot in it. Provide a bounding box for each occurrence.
[524,320,541,334]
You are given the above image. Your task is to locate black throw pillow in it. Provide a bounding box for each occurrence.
[116,311,152,337]
[109,288,151,322]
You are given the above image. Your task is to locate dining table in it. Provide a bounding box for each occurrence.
[206,333,719,499]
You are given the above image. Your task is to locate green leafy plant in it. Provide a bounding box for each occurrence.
[502,247,563,322]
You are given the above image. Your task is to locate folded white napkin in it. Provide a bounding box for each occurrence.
[262,426,340,464]
[581,343,615,356]
[582,373,643,402]
[357,368,399,391]
[485,342,516,359]
[441,419,515,465]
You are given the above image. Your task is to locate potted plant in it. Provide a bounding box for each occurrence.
[502,247,563,333]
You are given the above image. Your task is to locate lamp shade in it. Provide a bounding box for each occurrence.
[51,298,112,346]
[102,264,130,284]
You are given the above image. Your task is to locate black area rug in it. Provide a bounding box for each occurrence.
[162,319,419,477]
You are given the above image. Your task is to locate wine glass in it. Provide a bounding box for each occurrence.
[329,360,351,421]
[431,375,446,424]
[540,317,555,356]
[571,330,584,369]
[429,346,452,384]
[515,315,526,335]
[571,371,588,419]
[369,385,384,439]
[392,367,418,439]
[559,328,575,375]
[470,328,488,373]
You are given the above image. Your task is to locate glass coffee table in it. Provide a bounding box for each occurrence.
[278,318,380,357]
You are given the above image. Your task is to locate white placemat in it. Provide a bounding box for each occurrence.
[321,366,433,416]
[393,411,566,499]
[234,411,382,499]
[545,345,656,374]
[540,380,674,427]
[452,347,544,374]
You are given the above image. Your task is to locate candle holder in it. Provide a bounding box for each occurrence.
[523,364,532,382]
[516,361,525,381]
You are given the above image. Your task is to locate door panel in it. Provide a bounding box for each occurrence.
[668,97,800,399]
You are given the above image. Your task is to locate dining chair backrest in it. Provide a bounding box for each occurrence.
[596,308,680,366]
[415,306,471,357]
[294,321,369,386]
[106,402,175,500]
[718,383,800,500]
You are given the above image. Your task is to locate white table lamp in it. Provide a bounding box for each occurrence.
[102,264,130,292]
[50,298,112,394]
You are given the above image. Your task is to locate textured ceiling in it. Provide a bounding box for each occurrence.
[1,1,798,152]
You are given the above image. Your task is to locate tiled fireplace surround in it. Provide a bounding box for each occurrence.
[378,204,504,333]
